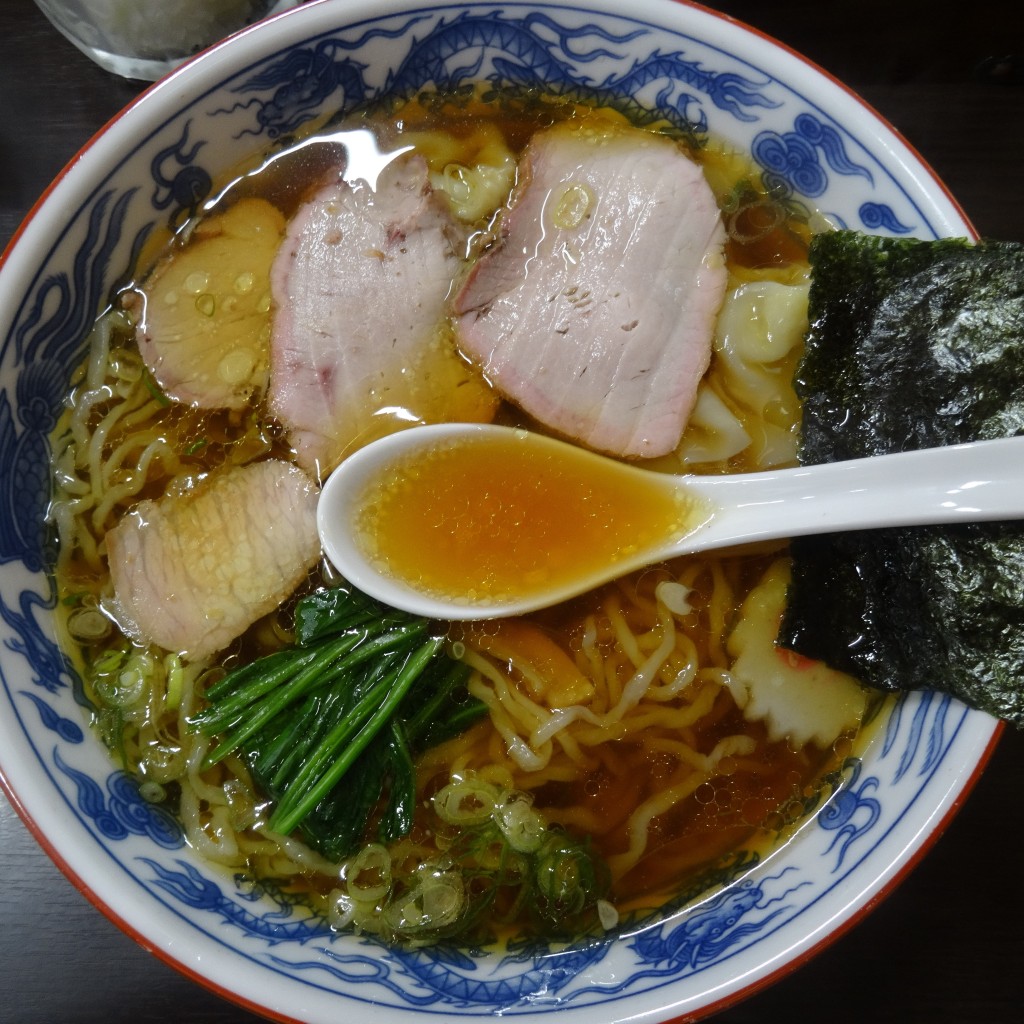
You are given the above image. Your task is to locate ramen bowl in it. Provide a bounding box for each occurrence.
[0,1,1000,1021]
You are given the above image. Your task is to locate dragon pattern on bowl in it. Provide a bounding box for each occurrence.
[0,3,994,1022]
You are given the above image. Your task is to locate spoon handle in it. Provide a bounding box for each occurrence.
[675,435,1024,554]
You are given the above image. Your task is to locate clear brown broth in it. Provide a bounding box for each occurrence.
[54,90,856,939]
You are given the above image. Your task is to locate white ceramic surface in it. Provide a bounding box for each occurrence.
[0,2,1000,1022]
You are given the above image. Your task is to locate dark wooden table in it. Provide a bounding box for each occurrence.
[2,1,1023,1021]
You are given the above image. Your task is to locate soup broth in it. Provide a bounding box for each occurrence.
[50,89,870,945]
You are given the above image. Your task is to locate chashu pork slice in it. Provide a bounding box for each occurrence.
[269,152,496,476]
[138,198,286,410]
[455,124,728,459]
[106,459,320,662]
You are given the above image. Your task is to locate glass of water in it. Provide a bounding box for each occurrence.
[33,1,303,81]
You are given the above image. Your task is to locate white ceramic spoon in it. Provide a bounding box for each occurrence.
[318,422,1024,621]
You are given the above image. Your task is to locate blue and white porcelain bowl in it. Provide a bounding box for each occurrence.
[0,1,999,1021]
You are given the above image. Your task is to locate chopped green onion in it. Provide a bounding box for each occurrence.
[496,794,546,853]
[433,778,498,826]
[164,654,184,710]
[383,870,465,934]
[142,371,172,407]
[346,843,392,903]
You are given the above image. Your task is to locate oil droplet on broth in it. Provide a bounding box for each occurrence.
[355,431,707,606]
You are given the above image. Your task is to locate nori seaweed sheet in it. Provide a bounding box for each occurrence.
[778,231,1024,726]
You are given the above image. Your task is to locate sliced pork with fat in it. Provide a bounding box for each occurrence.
[269,152,497,476]
[106,459,320,662]
[455,124,728,459]
[138,198,285,410]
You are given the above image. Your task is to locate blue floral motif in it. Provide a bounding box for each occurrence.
[613,872,804,988]
[0,2,980,1015]
[0,182,135,747]
[18,691,83,742]
[1,186,135,573]
[860,201,913,233]
[601,58,778,129]
[816,690,953,870]
[883,690,952,782]
[271,945,441,1006]
[752,111,871,197]
[12,188,136,368]
[276,939,613,1009]
[816,760,882,869]
[221,37,377,139]
[143,859,332,945]
[54,751,183,849]
[221,10,778,142]
[0,587,69,695]
[387,9,647,91]
[1,184,146,580]
[150,121,212,230]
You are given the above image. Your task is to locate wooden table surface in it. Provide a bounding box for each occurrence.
[2,1,1023,1021]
